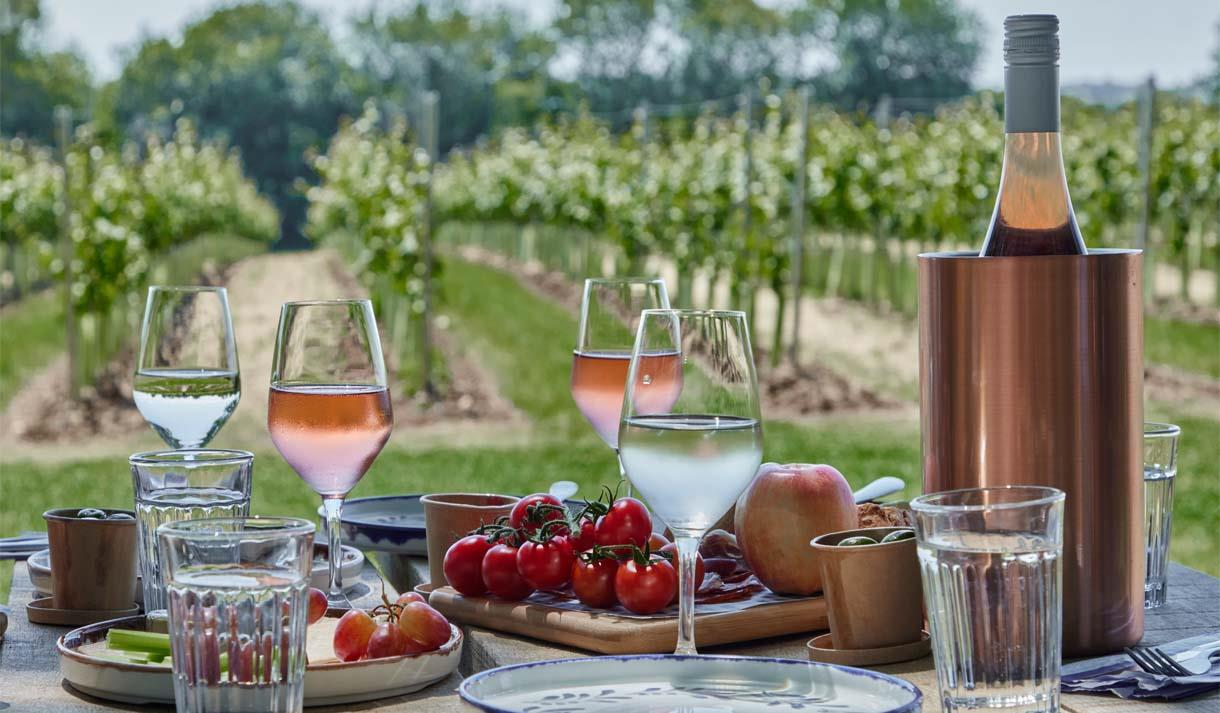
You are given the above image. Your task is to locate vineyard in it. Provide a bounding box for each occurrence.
[307,93,1220,373]
[1,120,278,396]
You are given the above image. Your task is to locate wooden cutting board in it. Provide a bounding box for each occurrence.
[425,586,827,654]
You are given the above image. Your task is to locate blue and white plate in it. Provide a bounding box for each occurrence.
[321,495,430,555]
[460,654,922,713]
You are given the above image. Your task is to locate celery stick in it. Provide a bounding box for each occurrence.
[107,629,171,656]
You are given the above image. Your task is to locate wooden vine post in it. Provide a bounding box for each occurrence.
[419,91,439,403]
[1135,75,1156,303]
[55,105,79,400]
[787,86,810,367]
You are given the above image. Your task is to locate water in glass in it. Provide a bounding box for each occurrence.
[919,531,1062,712]
[137,488,249,612]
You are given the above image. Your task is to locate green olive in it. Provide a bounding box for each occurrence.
[881,529,915,543]
[838,536,878,547]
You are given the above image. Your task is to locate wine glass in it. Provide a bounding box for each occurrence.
[618,309,763,655]
[134,286,240,448]
[571,278,673,490]
[268,299,393,606]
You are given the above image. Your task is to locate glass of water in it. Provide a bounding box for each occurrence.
[618,309,763,655]
[1144,422,1179,609]
[158,517,314,713]
[131,449,253,614]
[135,285,241,449]
[911,486,1065,713]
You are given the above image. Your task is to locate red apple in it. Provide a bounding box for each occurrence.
[734,463,859,595]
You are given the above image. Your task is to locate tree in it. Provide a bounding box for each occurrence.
[105,1,357,246]
[348,2,555,150]
[0,0,93,142]
[810,0,983,110]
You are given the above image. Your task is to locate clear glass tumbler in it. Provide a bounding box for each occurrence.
[158,517,314,713]
[132,450,253,614]
[1144,422,1179,609]
[911,486,1065,713]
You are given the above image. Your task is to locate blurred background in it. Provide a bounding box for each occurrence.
[1,0,1217,596]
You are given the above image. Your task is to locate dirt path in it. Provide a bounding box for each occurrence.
[1,249,526,462]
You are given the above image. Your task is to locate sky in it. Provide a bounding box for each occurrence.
[37,0,1220,87]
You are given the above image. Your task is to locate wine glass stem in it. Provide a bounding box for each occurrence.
[615,449,632,498]
[322,497,345,600]
[674,534,701,655]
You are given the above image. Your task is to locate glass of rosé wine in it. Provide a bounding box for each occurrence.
[571,278,677,490]
[268,300,393,607]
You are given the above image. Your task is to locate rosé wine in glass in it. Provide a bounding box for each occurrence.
[571,350,682,449]
[269,299,391,607]
[268,384,392,497]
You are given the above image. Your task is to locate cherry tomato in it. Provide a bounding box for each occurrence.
[481,543,535,600]
[443,534,494,596]
[614,557,677,614]
[646,532,670,551]
[568,519,597,552]
[572,557,618,608]
[659,542,706,603]
[595,497,652,548]
[509,494,567,534]
[516,536,575,589]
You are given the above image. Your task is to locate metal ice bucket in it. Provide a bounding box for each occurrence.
[918,249,1144,657]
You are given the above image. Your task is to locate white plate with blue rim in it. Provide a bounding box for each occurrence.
[459,654,922,713]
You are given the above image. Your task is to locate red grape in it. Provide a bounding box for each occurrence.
[395,591,425,607]
[396,601,451,651]
[333,609,377,662]
[306,588,327,625]
[365,621,410,659]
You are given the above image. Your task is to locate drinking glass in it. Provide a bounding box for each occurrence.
[158,517,314,713]
[1144,422,1179,609]
[911,486,1065,713]
[571,278,671,493]
[131,449,254,614]
[268,300,392,606]
[135,286,241,449]
[618,309,763,655]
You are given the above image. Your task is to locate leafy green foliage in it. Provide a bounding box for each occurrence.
[106,1,355,246]
[0,0,93,143]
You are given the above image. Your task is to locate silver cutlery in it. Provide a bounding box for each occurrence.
[1126,646,1194,677]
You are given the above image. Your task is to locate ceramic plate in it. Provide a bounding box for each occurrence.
[58,614,462,707]
[321,494,429,555]
[28,549,144,605]
[460,655,921,713]
[326,495,665,556]
[28,548,52,596]
[309,544,365,591]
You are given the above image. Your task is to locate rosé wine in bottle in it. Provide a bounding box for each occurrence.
[571,350,683,449]
[268,384,392,497]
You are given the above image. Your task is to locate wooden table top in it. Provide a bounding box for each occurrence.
[2,558,1217,712]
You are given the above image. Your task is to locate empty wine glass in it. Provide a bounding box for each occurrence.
[134,286,240,449]
[618,309,764,654]
[268,299,393,606]
[571,278,672,491]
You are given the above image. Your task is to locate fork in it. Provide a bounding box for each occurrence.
[1125,646,1194,677]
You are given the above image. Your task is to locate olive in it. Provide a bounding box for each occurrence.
[77,508,107,519]
[881,529,915,543]
[838,536,878,547]
[107,513,135,521]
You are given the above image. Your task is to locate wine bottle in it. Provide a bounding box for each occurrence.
[980,15,1087,257]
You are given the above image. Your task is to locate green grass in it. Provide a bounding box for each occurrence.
[1146,316,1220,379]
[439,258,596,441]
[0,289,64,408]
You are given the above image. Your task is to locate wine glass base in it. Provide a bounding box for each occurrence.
[325,591,355,610]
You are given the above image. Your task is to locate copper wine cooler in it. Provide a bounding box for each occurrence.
[918,249,1144,657]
